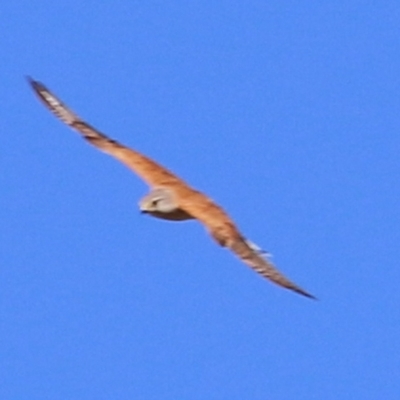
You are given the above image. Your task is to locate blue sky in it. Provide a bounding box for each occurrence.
[1,1,399,399]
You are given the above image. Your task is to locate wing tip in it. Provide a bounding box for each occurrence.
[284,278,317,300]
[25,75,36,87]
[294,287,318,300]
[26,75,46,93]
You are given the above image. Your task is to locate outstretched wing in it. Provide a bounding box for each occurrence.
[177,193,316,299]
[230,235,316,299]
[29,77,315,299]
[28,77,185,188]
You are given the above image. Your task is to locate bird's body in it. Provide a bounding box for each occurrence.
[28,77,315,299]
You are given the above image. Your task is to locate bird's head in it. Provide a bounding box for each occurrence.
[139,188,193,221]
[139,188,177,215]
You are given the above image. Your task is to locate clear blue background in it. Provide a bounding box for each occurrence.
[1,1,399,399]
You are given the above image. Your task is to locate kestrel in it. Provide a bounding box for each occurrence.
[28,77,315,299]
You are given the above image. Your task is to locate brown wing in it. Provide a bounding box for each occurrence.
[181,195,316,299]
[229,234,316,299]
[28,77,185,188]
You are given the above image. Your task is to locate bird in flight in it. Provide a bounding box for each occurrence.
[28,77,315,299]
